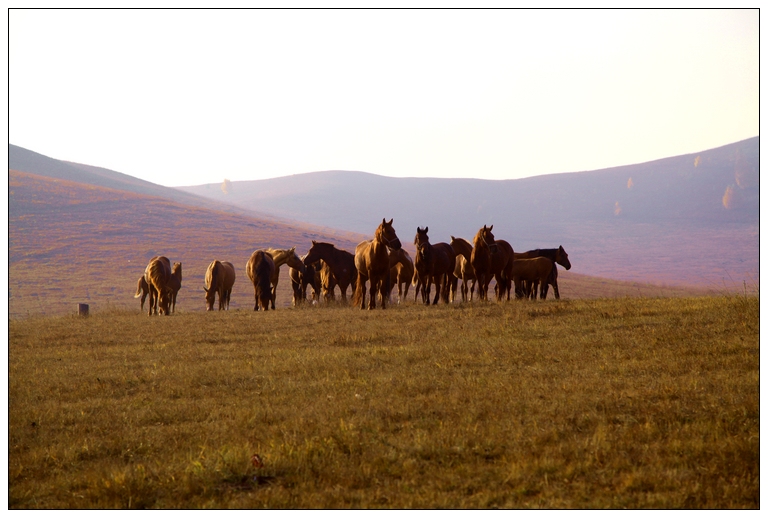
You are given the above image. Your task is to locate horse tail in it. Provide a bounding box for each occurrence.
[134,276,144,298]
[353,271,364,307]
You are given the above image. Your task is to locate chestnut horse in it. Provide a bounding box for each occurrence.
[304,241,357,303]
[449,236,476,302]
[354,218,402,310]
[204,260,236,311]
[143,256,173,316]
[413,227,456,305]
[167,262,182,313]
[265,247,306,310]
[512,257,555,300]
[290,254,321,305]
[388,247,414,304]
[246,250,275,311]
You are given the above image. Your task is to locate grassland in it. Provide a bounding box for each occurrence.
[9,294,758,509]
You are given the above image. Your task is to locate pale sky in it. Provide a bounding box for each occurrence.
[8,8,759,187]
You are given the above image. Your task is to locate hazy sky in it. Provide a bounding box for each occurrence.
[9,9,759,187]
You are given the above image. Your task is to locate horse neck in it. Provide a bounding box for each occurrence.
[268,249,292,268]
[453,238,472,259]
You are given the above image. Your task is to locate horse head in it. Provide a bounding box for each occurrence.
[286,247,307,274]
[475,225,498,254]
[414,226,430,248]
[557,245,572,270]
[377,218,401,251]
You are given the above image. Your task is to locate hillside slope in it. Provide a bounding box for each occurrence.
[178,138,759,288]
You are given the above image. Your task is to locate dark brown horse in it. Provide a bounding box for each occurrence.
[354,218,402,310]
[449,236,476,302]
[204,260,236,311]
[512,257,555,300]
[290,254,321,305]
[143,256,173,316]
[246,250,275,311]
[303,241,357,303]
[514,246,571,299]
[388,247,414,304]
[134,275,149,312]
[413,227,456,305]
[471,225,498,301]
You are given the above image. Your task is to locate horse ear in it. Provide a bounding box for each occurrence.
[451,235,455,241]
[312,240,317,245]
[382,218,386,225]
[388,218,393,225]
[489,225,493,231]
[425,226,428,234]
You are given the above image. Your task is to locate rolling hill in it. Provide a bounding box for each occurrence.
[178,137,759,288]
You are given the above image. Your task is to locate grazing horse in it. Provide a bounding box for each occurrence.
[144,256,173,316]
[388,248,414,304]
[290,254,321,305]
[134,275,150,312]
[512,257,556,300]
[449,236,476,302]
[166,262,182,313]
[246,250,275,311]
[354,218,402,310]
[204,260,236,311]
[265,247,306,310]
[471,225,498,301]
[413,227,456,305]
[303,241,357,303]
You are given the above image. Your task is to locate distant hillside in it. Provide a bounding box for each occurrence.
[178,138,759,288]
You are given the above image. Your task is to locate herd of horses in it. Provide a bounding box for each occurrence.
[135,219,571,315]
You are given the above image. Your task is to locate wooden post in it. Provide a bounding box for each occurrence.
[78,303,89,317]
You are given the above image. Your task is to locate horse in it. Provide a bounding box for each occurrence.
[388,248,414,304]
[511,257,555,300]
[166,262,182,313]
[246,250,275,311]
[413,227,456,305]
[449,236,476,302]
[134,275,149,312]
[143,256,173,316]
[204,260,236,311]
[354,218,402,310]
[514,246,571,299]
[290,254,321,305]
[471,225,498,301]
[303,241,357,303]
[265,247,306,310]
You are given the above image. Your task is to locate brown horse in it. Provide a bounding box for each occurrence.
[303,241,357,303]
[143,256,173,316]
[388,247,414,304]
[134,275,150,312]
[471,225,498,301]
[514,246,571,298]
[354,218,402,310]
[166,262,182,313]
[512,257,555,300]
[290,254,321,305]
[449,236,476,302]
[413,227,456,305]
[246,250,275,311]
[204,260,236,311]
[265,247,306,310]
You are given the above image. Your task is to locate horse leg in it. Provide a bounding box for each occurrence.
[553,279,560,299]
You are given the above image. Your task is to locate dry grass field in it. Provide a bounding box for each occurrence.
[9,294,758,509]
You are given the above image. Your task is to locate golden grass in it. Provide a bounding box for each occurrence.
[9,295,758,509]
